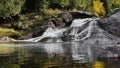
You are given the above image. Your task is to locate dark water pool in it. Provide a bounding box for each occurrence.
[0,42,120,68]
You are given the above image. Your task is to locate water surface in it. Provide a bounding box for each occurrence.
[0,42,120,68]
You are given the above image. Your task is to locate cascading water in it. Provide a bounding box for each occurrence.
[65,18,97,41]
[12,27,67,42]
[12,17,120,63]
[11,18,98,63]
[12,18,97,42]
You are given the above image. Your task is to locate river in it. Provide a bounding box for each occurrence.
[1,18,120,68]
[0,42,120,68]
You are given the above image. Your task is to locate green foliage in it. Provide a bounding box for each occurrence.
[0,0,119,18]
[35,0,93,11]
[39,8,63,18]
[40,0,70,9]
[57,0,70,9]
[0,0,120,38]
[40,0,49,9]
[0,27,21,37]
[111,0,120,11]
[0,0,25,18]
[100,0,120,14]
[34,0,120,14]
[70,0,90,10]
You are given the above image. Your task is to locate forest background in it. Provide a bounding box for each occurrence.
[0,0,120,38]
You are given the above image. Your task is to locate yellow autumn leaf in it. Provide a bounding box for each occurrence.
[93,0,106,17]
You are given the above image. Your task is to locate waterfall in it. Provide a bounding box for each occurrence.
[63,18,98,41]
[12,18,97,42]
[12,17,120,63]
[11,18,98,63]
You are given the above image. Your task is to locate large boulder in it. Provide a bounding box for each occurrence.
[98,8,120,37]
[58,11,95,26]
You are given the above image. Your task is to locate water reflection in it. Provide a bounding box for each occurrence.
[0,43,120,68]
[0,46,15,55]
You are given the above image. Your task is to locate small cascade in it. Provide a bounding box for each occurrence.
[12,18,98,42]
[12,28,67,42]
[63,18,98,41]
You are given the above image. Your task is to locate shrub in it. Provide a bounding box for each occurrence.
[0,27,21,37]
[0,0,25,18]
[112,0,120,8]
[93,0,106,17]
[39,8,63,18]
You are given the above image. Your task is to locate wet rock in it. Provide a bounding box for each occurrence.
[49,18,65,27]
[19,26,46,39]
[44,20,55,27]
[0,36,13,42]
[19,11,95,39]
[32,26,46,37]
[19,33,33,39]
[70,11,95,19]
[54,18,65,27]
[92,46,120,59]
[58,12,73,24]
[58,11,95,26]
[98,8,120,37]
[45,11,94,27]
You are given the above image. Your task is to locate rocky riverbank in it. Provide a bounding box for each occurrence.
[19,11,95,40]
[0,36,13,42]
[1,8,120,42]
[20,8,120,40]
